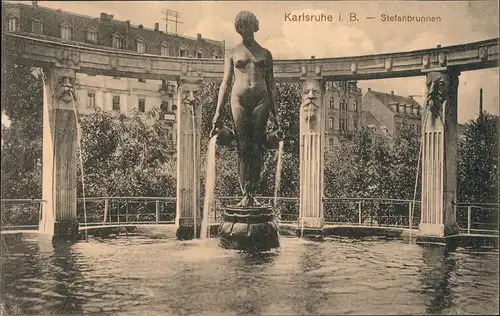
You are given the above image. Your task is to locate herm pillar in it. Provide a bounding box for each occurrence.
[297,71,326,237]
[418,69,460,242]
[175,68,202,240]
[40,64,80,242]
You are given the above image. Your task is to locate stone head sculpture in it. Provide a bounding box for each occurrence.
[425,72,449,120]
[300,79,323,129]
[53,68,77,104]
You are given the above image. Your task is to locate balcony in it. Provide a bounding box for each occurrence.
[159,111,176,121]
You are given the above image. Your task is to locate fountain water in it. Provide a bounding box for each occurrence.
[273,140,284,219]
[70,92,88,240]
[201,136,218,240]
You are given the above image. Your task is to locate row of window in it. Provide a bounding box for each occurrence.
[87,93,175,119]
[328,97,359,112]
[6,16,222,59]
[328,117,359,131]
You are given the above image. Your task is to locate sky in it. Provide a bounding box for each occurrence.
[10,1,500,123]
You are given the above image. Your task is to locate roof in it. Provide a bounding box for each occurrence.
[366,90,422,109]
[362,111,389,136]
[3,2,225,58]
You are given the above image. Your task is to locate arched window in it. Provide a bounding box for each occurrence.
[31,17,43,34]
[136,38,146,53]
[196,49,203,59]
[7,15,19,31]
[87,27,98,43]
[160,43,170,56]
[179,46,188,58]
[112,33,124,49]
[60,22,72,41]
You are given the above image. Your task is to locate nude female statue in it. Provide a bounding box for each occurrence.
[211,11,281,208]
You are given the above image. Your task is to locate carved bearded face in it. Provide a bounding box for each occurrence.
[425,73,449,119]
[301,79,321,124]
[54,71,76,104]
[180,82,200,110]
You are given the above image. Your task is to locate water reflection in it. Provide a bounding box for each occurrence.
[297,242,329,314]
[1,235,498,315]
[420,247,456,314]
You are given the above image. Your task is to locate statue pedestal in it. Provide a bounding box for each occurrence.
[217,206,280,252]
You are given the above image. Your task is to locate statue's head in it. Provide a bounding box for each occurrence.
[425,72,449,119]
[53,69,76,104]
[300,79,322,124]
[235,11,259,37]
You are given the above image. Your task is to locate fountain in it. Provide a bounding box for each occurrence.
[206,11,284,252]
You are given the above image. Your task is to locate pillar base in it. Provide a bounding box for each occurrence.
[51,220,79,244]
[175,217,201,240]
[418,223,445,238]
[218,206,280,252]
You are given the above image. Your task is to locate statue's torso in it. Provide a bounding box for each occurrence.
[231,44,269,107]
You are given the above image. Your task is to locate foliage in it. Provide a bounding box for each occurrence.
[1,63,43,199]
[458,112,498,203]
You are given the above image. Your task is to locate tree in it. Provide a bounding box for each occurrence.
[458,112,498,203]
[1,63,43,199]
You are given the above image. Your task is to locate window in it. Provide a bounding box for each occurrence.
[87,29,97,43]
[32,18,43,34]
[329,139,334,148]
[196,50,203,58]
[353,118,358,131]
[329,97,334,109]
[161,44,170,56]
[112,34,123,49]
[61,24,72,40]
[353,100,358,112]
[138,99,145,112]
[87,93,95,108]
[340,118,347,131]
[329,118,334,129]
[417,125,422,134]
[340,99,347,111]
[138,78,146,83]
[213,52,222,59]
[179,47,187,58]
[8,16,18,31]
[112,96,120,111]
[136,39,146,53]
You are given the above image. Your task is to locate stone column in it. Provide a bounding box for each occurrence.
[175,72,202,240]
[419,70,460,241]
[297,75,326,236]
[40,66,79,241]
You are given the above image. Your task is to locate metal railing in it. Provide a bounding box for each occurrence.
[455,203,499,235]
[1,197,497,235]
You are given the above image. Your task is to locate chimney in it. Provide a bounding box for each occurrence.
[367,87,371,91]
[109,15,114,20]
[437,44,441,48]
[197,33,202,40]
[100,13,108,21]
[311,56,316,59]
[139,24,143,29]
[479,88,483,115]
[125,20,130,28]
[391,91,394,95]
[32,1,38,6]
[154,23,159,31]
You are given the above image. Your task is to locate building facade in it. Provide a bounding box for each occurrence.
[324,81,363,150]
[3,2,226,150]
[362,88,422,137]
